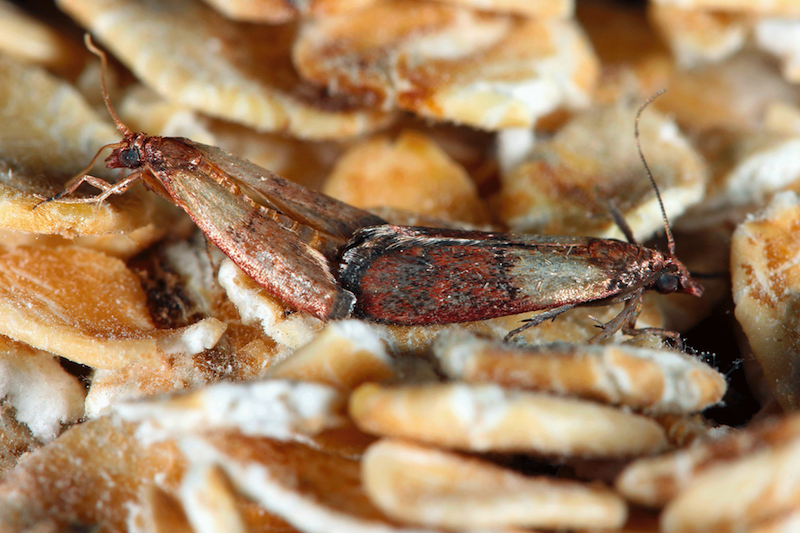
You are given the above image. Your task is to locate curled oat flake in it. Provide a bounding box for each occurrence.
[433,331,726,415]
[349,382,668,457]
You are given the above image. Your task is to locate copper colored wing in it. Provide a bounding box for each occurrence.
[339,225,651,325]
[152,158,355,321]
[190,141,386,243]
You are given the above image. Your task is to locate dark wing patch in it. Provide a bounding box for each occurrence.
[339,225,650,324]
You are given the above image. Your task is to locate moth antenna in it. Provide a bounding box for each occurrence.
[83,34,133,138]
[634,89,675,255]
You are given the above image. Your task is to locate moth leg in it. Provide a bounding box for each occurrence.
[33,140,126,208]
[589,289,644,343]
[619,294,684,348]
[39,172,142,206]
[503,304,576,342]
[624,326,684,349]
[33,173,105,208]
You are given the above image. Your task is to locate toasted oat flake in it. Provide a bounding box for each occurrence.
[498,100,707,239]
[435,0,573,18]
[218,259,322,349]
[433,331,726,414]
[0,53,162,241]
[349,382,668,457]
[57,0,392,139]
[114,379,347,445]
[324,130,490,224]
[268,320,394,390]
[201,0,379,22]
[183,433,439,532]
[0,246,158,369]
[179,463,248,533]
[649,4,748,68]
[294,0,598,129]
[362,438,627,529]
[661,435,800,533]
[0,417,183,531]
[0,336,85,442]
[654,0,800,16]
[617,413,800,509]
[731,191,800,410]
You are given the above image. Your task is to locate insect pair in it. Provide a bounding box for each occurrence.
[40,36,702,343]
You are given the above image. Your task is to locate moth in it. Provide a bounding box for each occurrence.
[338,93,703,341]
[39,36,384,321]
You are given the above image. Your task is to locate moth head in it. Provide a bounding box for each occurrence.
[655,260,703,297]
[105,133,148,170]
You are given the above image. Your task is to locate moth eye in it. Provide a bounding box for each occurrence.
[655,273,679,294]
[119,148,140,168]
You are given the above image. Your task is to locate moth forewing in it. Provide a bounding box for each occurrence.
[162,160,355,320]
[113,135,358,321]
[193,141,386,244]
[337,224,703,338]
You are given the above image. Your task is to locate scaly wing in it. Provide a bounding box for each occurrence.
[149,148,355,321]
[192,141,385,243]
[339,226,644,324]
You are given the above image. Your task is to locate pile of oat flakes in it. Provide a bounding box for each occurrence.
[1,0,800,531]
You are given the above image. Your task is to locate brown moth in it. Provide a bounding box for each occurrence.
[40,36,384,321]
[338,92,703,341]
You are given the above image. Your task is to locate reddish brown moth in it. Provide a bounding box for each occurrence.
[39,36,384,321]
[338,92,703,341]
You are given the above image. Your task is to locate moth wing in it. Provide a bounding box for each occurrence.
[339,226,624,324]
[161,164,355,321]
[191,142,385,243]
